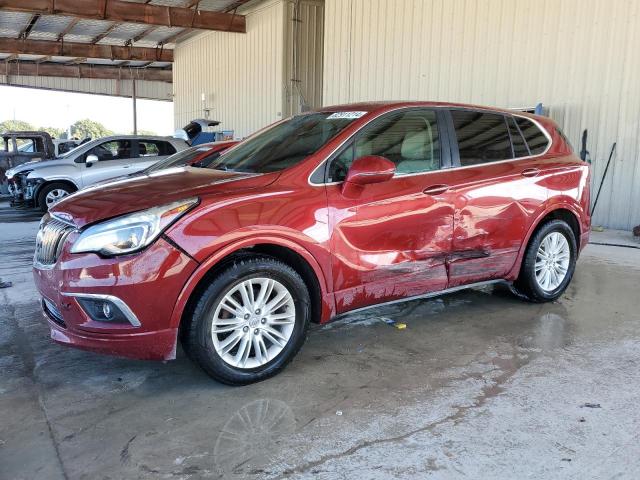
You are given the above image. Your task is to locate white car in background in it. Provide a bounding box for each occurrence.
[10,135,188,211]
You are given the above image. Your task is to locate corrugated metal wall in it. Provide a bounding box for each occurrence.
[173,0,286,138]
[323,0,640,230]
[0,75,171,101]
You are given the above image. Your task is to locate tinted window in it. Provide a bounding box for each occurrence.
[90,140,133,161]
[515,117,548,155]
[451,111,512,166]
[207,112,358,174]
[139,140,176,157]
[508,117,530,158]
[328,109,441,182]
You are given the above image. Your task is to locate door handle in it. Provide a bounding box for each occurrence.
[521,167,540,178]
[423,184,449,195]
[122,164,131,168]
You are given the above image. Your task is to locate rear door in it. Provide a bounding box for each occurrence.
[325,108,456,313]
[443,109,551,287]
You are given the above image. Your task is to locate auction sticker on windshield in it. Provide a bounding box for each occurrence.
[327,111,367,120]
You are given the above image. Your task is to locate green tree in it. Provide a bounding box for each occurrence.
[70,119,113,140]
[40,126,65,139]
[0,119,35,132]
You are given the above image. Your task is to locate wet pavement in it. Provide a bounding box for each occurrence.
[1,201,640,479]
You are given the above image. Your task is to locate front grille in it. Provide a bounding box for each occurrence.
[42,297,66,328]
[34,217,74,266]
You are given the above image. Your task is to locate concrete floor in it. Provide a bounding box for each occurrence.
[1,201,640,480]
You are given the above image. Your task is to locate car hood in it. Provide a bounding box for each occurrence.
[24,158,74,175]
[50,167,279,228]
[5,158,55,178]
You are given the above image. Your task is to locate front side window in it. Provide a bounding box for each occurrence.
[515,117,549,155]
[90,140,133,161]
[451,111,512,166]
[328,109,441,182]
[206,112,359,174]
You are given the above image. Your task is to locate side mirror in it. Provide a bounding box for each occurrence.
[341,155,395,197]
[86,154,98,167]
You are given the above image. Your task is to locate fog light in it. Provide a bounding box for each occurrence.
[77,298,128,323]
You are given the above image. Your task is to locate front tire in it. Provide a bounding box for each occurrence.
[37,182,73,212]
[513,219,577,302]
[184,256,311,385]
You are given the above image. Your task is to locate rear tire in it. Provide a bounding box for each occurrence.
[183,256,310,385]
[37,182,73,212]
[513,220,577,302]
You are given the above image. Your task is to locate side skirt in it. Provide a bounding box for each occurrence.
[331,279,511,320]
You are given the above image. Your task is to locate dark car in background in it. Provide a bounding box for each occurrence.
[1,131,56,196]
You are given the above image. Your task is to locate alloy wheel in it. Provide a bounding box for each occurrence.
[45,188,69,207]
[211,277,296,369]
[534,231,571,292]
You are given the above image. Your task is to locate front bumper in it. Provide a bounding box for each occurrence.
[34,236,199,360]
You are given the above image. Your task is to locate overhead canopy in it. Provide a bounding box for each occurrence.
[0,0,250,94]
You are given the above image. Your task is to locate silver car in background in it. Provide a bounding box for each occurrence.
[8,135,187,211]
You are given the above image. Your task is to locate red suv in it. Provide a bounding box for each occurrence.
[34,102,591,385]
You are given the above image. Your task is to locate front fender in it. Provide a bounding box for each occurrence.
[168,234,335,330]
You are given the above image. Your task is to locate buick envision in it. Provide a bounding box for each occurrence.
[33,102,590,385]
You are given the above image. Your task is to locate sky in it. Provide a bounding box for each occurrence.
[0,85,174,136]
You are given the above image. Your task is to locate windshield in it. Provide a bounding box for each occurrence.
[141,145,215,174]
[206,112,360,173]
[58,141,91,159]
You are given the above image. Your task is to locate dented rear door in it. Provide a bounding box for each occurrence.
[444,109,550,287]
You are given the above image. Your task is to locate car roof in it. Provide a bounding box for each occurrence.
[1,131,52,137]
[315,101,541,120]
[97,135,183,141]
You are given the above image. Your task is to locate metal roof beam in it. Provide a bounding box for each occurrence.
[0,37,173,62]
[19,13,40,39]
[56,17,79,41]
[0,60,172,82]
[0,0,246,33]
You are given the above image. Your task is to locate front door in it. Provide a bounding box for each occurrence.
[326,108,455,313]
[80,139,136,187]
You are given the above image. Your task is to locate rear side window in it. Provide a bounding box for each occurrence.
[507,117,530,158]
[139,140,176,157]
[91,140,133,161]
[451,111,512,166]
[515,117,549,155]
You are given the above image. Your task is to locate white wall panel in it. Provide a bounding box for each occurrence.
[324,0,640,230]
[173,0,285,138]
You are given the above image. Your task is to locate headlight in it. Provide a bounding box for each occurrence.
[70,198,198,256]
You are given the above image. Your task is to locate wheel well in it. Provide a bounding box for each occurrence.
[35,180,77,205]
[534,208,581,248]
[180,244,323,342]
